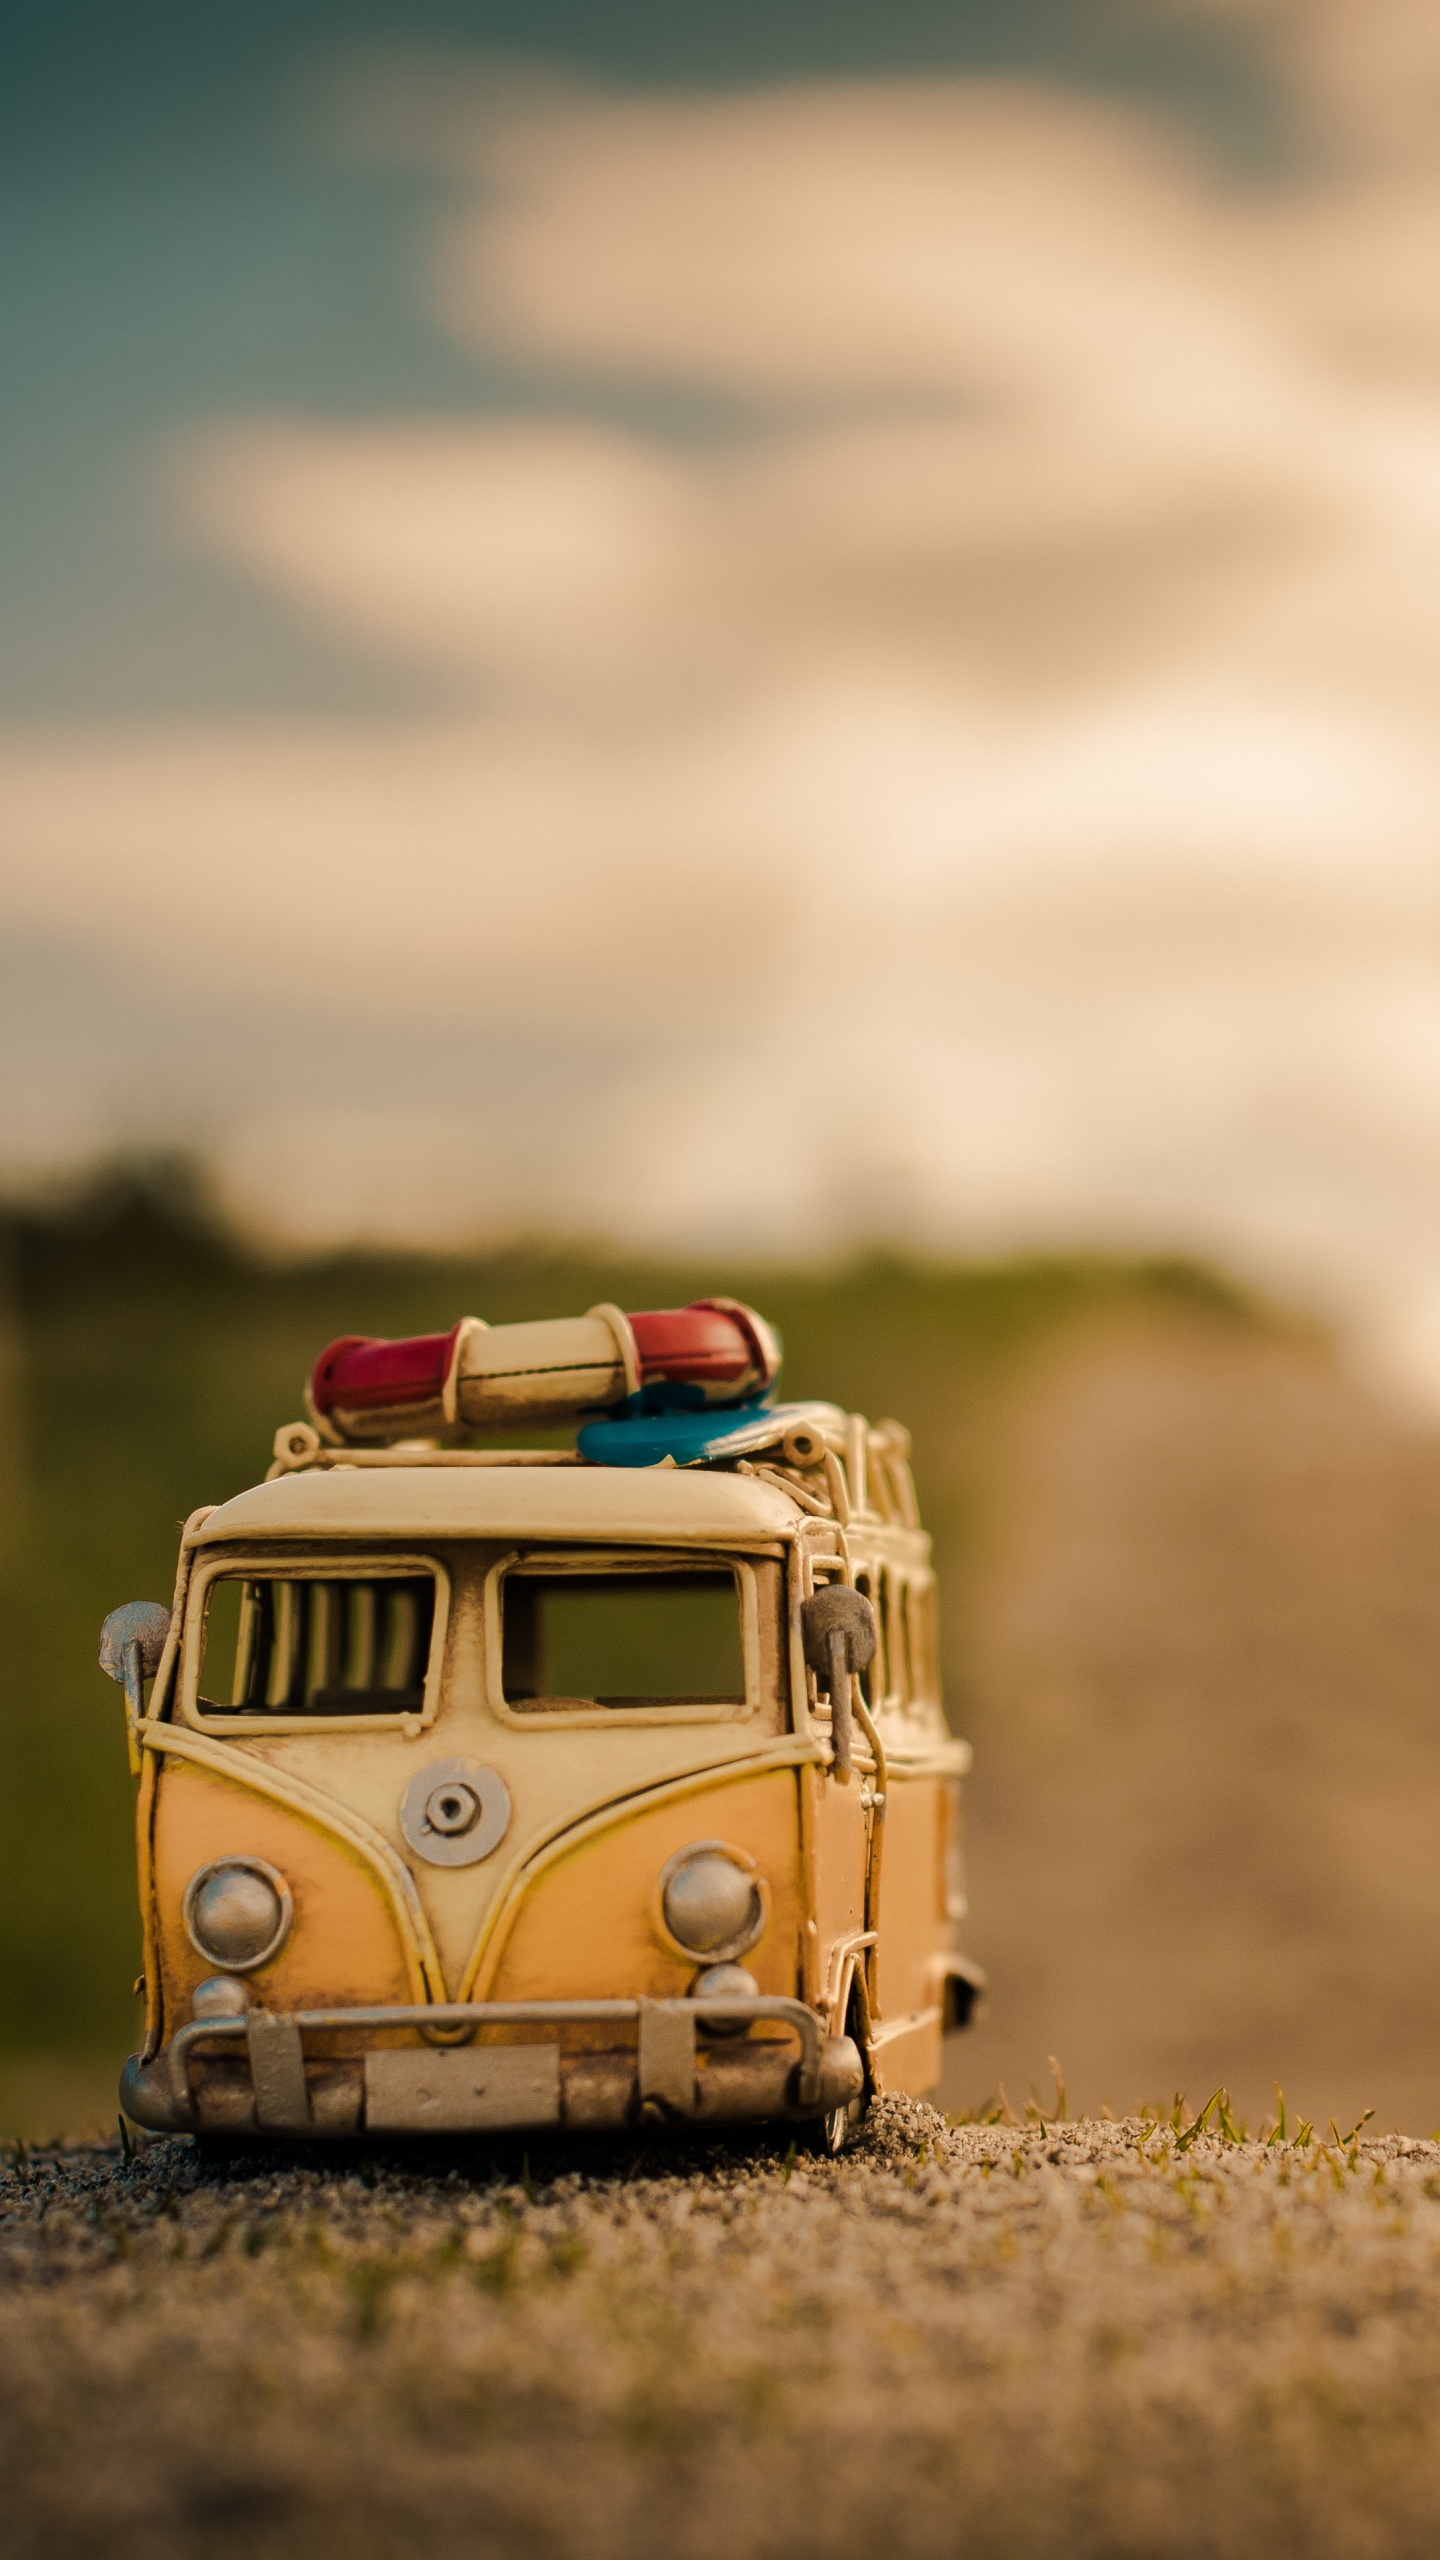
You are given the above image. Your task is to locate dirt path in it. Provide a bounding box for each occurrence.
[6,2099,1440,2559]
[944,1315,1440,2131]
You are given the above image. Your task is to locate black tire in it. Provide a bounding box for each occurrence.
[796,2094,866,2157]
[797,1980,873,2155]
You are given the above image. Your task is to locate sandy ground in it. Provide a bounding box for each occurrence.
[7,2096,1440,2558]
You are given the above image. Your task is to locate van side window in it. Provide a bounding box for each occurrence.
[904,1579,939,1706]
[501,1568,744,1712]
[883,1569,910,1708]
[199,1573,436,1717]
[853,1570,883,1709]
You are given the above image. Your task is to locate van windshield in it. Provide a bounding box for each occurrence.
[501,1565,744,1712]
[197,1571,436,1717]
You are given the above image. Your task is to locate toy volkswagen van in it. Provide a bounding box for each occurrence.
[102,1299,980,2150]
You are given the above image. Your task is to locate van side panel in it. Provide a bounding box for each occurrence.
[808,1766,868,1961]
[874,1774,950,2023]
[870,1771,949,2095]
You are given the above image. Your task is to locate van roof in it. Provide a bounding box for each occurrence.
[194,1461,804,1549]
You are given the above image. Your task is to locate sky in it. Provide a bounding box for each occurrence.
[6,2,1440,1398]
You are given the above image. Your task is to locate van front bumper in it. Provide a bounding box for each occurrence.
[120,1996,864,2139]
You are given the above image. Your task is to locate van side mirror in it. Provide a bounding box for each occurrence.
[800,1586,876,1786]
[99,1601,173,1723]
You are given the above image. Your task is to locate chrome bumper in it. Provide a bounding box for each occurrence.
[120,1996,864,2139]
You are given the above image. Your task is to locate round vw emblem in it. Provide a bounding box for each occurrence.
[398,1757,511,1868]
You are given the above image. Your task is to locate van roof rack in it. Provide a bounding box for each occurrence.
[261,1304,920,1525]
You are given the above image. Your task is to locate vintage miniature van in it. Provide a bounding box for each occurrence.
[102,1299,980,2150]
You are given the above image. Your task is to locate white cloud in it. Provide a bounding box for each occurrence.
[9,20,1440,1396]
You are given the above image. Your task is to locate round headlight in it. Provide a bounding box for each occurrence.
[183,1857,292,1974]
[660,1843,764,1960]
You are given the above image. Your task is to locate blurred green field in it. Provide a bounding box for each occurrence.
[0,1163,1256,2139]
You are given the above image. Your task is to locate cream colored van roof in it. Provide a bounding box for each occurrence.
[195,1462,803,1548]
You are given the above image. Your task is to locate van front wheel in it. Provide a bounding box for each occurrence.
[797,2095,866,2157]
